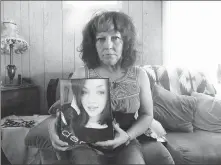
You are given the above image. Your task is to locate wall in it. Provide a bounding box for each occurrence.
[1,1,162,114]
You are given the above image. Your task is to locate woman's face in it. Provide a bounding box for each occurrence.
[95,29,123,66]
[81,79,108,117]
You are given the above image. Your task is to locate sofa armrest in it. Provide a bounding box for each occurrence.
[47,78,59,109]
[25,116,55,150]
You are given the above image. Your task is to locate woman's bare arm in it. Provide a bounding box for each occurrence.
[126,67,154,140]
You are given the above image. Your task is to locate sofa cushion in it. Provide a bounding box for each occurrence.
[142,65,170,92]
[191,92,221,133]
[153,84,197,132]
[167,67,216,96]
[25,116,54,150]
[166,130,221,164]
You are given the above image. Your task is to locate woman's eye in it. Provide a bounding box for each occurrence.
[82,90,88,95]
[97,91,105,95]
[111,36,120,41]
[96,37,105,42]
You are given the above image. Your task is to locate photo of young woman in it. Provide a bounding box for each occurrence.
[58,78,114,145]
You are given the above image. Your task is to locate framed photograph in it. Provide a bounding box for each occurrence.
[57,78,114,145]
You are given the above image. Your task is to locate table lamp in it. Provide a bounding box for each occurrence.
[1,20,29,85]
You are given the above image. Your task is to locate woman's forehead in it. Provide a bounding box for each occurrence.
[96,30,121,37]
[96,20,114,32]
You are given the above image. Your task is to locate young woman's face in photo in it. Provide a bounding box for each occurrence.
[96,28,123,66]
[81,79,108,117]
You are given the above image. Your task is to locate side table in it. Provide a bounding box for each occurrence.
[1,84,40,118]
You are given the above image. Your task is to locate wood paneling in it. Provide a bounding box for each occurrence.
[62,7,75,78]
[29,1,45,113]
[43,1,63,111]
[121,1,129,14]
[73,9,84,74]
[129,1,143,65]
[1,1,162,114]
[1,1,6,84]
[143,1,162,65]
[20,1,30,78]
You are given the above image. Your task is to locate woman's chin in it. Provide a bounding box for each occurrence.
[103,61,119,67]
[87,112,100,117]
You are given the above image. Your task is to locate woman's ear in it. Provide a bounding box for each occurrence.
[71,95,81,115]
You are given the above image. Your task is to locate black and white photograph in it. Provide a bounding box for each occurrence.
[1,1,221,165]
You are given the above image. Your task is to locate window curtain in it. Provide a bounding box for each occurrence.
[162,1,221,85]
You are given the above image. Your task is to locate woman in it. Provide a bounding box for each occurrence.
[59,78,113,144]
[49,11,174,164]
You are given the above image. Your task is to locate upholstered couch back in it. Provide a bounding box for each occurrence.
[140,65,216,97]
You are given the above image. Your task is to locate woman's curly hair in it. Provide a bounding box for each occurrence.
[79,11,139,69]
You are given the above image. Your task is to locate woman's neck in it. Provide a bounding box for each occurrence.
[96,63,127,82]
[85,116,108,129]
[87,116,100,124]
[100,63,121,73]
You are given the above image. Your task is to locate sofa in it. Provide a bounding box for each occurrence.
[24,65,221,164]
[141,65,221,164]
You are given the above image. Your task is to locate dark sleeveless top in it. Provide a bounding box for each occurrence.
[85,66,141,130]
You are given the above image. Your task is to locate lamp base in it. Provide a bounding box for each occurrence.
[6,64,17,85]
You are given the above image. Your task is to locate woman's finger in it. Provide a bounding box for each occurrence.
[113,123,123,133]
[95,140,114,147]
[94,141,106,146]
[52,142,70,151]
[56,111,60,118]
[53,133,69,147]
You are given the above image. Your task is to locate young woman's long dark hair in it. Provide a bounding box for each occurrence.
[71,79,112,128]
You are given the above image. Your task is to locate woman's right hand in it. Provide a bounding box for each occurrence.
[48,112,70,151]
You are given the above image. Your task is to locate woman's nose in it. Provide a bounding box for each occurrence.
[103,37,113,49]
[87,94,96,103]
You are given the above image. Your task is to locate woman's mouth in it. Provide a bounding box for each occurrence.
[104,54,117,60]
[104,53,116,56]
[87,106,98,111]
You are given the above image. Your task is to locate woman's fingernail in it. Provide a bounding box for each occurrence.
[113,119,117,124]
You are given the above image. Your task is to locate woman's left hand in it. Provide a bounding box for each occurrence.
[94,123,129,149]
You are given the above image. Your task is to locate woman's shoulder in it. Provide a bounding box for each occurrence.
[70,65,87,79]
[131,65,149,86]
[129,66,147,79]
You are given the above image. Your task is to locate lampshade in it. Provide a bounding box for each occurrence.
[1,20,29,55]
